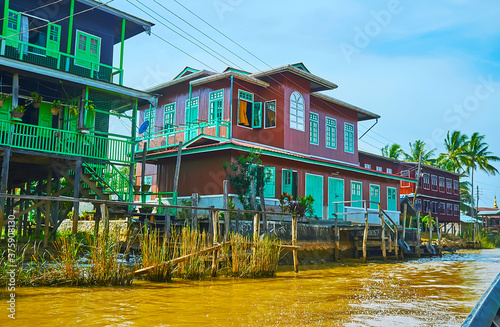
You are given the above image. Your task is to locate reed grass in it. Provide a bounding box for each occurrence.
[175,228,210,279]
[138,228,177,282]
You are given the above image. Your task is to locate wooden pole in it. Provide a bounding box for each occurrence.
[223,180,229,240]
[208,206,214,242]
[436,216,441,255]
[394,213,399,260]
[362,202,369,263]
[35,179,42,238]
[72,158,82,235]
[43,169,52,248]
[172,141,183,199]
[101,204,109,236]
[141,147,147,204]
[250,180,257,211]
[403,203,407,241]
[191,193,198,229]
[258,185,267,236]
[416,209,421,258]
[334,203,339,261]
[379,204,386,261]
[0,147,11,241]
[292,215,298,273]
[428,210,433,248]
[211,209,219,277]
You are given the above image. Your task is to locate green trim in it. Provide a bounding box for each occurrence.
[325,117,337,149]
[225,67,251,75]
[2,0,9,36]
[252,102,262,128]
[291,63,310,73]
[67,0,75,54]
[144,142,417,183]
[263,166,275,198]
[164,102,175,133]
[351,181,362,208]
[174,67,200,80]
[344,122,354,154]
[119,18,126,85]
[209,89,223,122]
[309,112,319,145]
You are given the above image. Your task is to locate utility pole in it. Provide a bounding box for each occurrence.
[412,151,423,209]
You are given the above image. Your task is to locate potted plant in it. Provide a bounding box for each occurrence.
[50,100,63,116]
[133,184,141,192]
[29,91,43,109]
[68,104,79,116]
[139,206,154,214]
[142,184,151,192]
[0,92,10,107]
[11,104,26,119]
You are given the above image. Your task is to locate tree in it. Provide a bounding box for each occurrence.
[462,133,500,217]
[403,140,436,164]
[381,143,403,160]
[436,131,468,173]
[460,181,472,216]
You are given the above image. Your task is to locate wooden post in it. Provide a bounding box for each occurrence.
[292,215,298,273]
[250,180,257,211]
[379,205,386,261]
[258,185,268,236]
[436,216,441,255]
[101,204,109,236]
[428,210,433,248]
[253,213,259,242]
[0,147,11,241]
[208,206,214,242]
[43,170,52,248]
[394,218,399,260]
[191,193,198,229]
[334,203,339,261]
[72,158,82,235]
[362,202,369,263]
[141,147,147,204]
[94,204,101,237]
[165,213,171,238]
[223,180,229,240]
[35,180,42,238]
[172,141,183,199]
[403,203,407,241]
[211,209,219,277]
[416,209,421,258]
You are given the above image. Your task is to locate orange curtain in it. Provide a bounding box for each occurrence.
[239,100,249,126]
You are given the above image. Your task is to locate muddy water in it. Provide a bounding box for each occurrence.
[2,249,500,326]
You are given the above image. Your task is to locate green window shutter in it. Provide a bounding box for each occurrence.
[1,97,12,128]
[75,31,100,69]
[38,103,53,138]
[85,111,95,129]
[263,167,275,198]
[88,35,100,66]
[328,178,344,219]
[369,185,380,209]
[209,90,224,122]
[164,103,176,133]
[344,123,354,153]
[309,112,319,145]
[5,10,21,48]
[252,102,262,128]
[47,23,61,58]
[326,118,336,149]
[351,181,362,208]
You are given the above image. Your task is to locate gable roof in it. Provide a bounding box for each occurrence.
[174,67,202,80]
[190,71,270,88]
[291,62,310,73]
[251,64,338,92]
[312,93,380,121]
[223,67,252,75]
[146,70,215,92]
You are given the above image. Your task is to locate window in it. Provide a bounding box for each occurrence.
[447,203,453,215]
[453,180,459,195]
[163,103,175,133]
[351,181,362,208]
[386,168,392,174]
[75,30,101,69]
[144,176,152,201]
[263,167,276,198]
[454,204,460,215]
[364,164,371,169]
[439,177,445,193]
[423,173,430,190]
[326,117,337,149]
[432,202,438,214]
[290,91,305,131]
[376,166,383,172]
[309,112,319,145]
[401,170,410,187]
[446,178,452,194]
[431,175,438,191]
[439,202,445,214]
[415,199,422,210]
[209,89,223,122]
[423,200,429,213]
[387,187,397,211]
[264,100,276,128]
[344,123,354,153]
[238,90,253,127]
[143,108,155,137]
[7,11,18,30]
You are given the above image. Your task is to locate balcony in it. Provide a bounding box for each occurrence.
[0,37,124,85]
[140,120,231,152]
[0,119,133,164]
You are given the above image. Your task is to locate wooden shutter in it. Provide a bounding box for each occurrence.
[75,31,90,68]
[252,102,262,128]
[5,10,21,48]
[47,23,61,58]
[263,167,275,198]
[38,103,53,138]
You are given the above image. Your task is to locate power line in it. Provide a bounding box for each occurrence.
[0,0,64,22]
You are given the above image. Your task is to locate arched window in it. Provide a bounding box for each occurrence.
[290,91,305,131]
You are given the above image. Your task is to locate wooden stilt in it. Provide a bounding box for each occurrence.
[94,204,101,237]
[101,204,109,236]
[35,179,42,238]
[292,215,298,273]
[191,193,198,229]
[416,209,421,258]
[0,147,11,241]
[429,210,433,248]
[394,214,399,260]
[403,203,407,241]
[223,180,229,240]
[250,180,257,210]
[379,205,386,261]
[436,216,441,255]
[334,210,339,261]
[43,170,52,248]
[258,185,268,236]
[362,205,369,263]
[72,159,82,235]
[211,210,220,277]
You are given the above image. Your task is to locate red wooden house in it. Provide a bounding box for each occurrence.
[136,63,414,222]
[359,151,461,223]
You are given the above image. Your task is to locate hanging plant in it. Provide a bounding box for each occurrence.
[83,100,95,115]
[0,92,10,107]
[50,100,63,116]
[69,105,79,116]
[11,104,26,119]
[29,91,44,109]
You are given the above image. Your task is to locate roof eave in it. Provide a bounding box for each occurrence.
[251,65,338,91]
[312,92,380,121]
[190,71,270,88]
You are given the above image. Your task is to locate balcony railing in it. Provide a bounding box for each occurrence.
[0,37,123,85]
[0,119,133,164]
[140,120,231,152]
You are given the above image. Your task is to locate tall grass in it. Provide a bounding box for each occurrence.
[176,228,210,279]
[139,229,177,282]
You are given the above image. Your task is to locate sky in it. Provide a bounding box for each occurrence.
[110,0,500,207]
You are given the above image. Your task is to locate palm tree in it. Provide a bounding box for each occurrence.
[381,144,403,160]
[403,140,436,164]
[463,132,500,217]
[460,181,472,216]
[436,131,468,173]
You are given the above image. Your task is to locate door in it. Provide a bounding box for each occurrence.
[75,30,101,70]
[185,97,199,140]
[351,181,362,208]
[263,167,275,198]
[145,176,152,202]
[306,174,323,218]
[387,187,397,211]
[282,169,292,196]
[328,178,344,219]
[47,23,62,59]
[38,103,53,139]
[370,184,380,210]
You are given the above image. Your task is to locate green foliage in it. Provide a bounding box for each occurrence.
[403,140,436,164]
[279,192,315,218]
[29,91,43,104]
[0,92,10,101]
[83,100,95,115]
[52,100,63,109]
[12,104,26,113]
[381,143,403,160]
[420,214,435,231]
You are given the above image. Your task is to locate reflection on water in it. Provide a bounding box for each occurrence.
[2,249,500,326]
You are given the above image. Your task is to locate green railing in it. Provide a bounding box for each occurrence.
[0,119,133,164]
[82,161,131,202]
[0,36,124,85]
[140,120,231,152]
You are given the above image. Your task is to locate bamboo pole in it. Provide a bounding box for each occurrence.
[223,180,229,240]
[403,203,407,241]
[394,213,399,260]
[191,193,198,229]
[334,210,339,261]
[379,204,386,261]
[211,210,219,277]
[362,202,369,263]
[43,170,52,248]
[292,215,299,273]
[416,209,421,258]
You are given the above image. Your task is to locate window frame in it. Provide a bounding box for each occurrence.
[369,184,380,209]
[325,117,337,149]
[387,187,397,211]
[401,170,410,188]
[74,29,101,70]
[350,181,363,208]
[209,89,224,122]
[431,175,438,191]
[439,177,445,193]
[163,102,176,134]
[454,204,460,215]
[364,164,371,169]
[453,180,459,195]
[422,173,430,190]
[386,168,393,174]
[264,100,277,129]
[237,89,254,129]
[344,122,354,154]
[446,178,452,194]
[309,112,319,145]
[290,91,305,131]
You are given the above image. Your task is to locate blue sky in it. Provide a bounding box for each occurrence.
[111,0,500,207]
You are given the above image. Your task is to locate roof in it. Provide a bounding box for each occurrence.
[312,93,380,121]
[461,215,482,223]
[190,71,270,88]
[173,67,202,80]
[146,70,215,92]
[251,64,338,92]
[478,210,500,216]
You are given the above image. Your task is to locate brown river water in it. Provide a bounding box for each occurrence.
[2,248,500,326]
